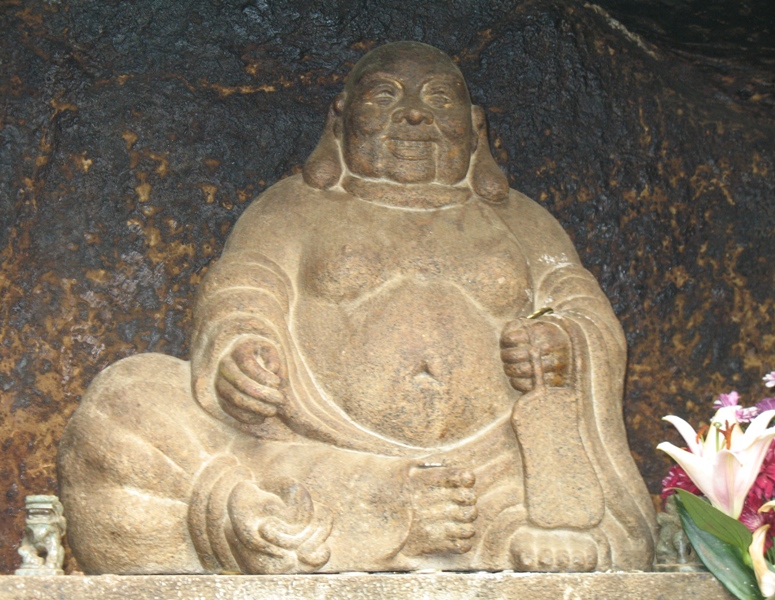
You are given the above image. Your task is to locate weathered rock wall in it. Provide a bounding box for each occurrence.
[1,0,773,572]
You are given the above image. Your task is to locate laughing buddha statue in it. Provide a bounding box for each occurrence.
[58,41,656,574]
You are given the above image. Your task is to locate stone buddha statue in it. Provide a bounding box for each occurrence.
[58,41,656,574]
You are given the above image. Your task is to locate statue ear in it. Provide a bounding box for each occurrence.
[303,94,345,190]
[470,105,509,204]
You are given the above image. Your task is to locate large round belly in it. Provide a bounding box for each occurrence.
[295,279,515,448]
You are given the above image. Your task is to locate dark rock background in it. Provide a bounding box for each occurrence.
[1,0,773,573]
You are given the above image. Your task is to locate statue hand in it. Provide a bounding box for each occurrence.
[500,319,572,392]
[226,478,333,574]
[402,466,477,557]
[215,337,286,424]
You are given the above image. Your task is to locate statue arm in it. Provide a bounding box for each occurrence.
[496,191,655,563]
[190,248,296,432]
[190,179,310,433]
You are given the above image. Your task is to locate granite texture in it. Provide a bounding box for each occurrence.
[1,0,773,574]
[0,572,736,600]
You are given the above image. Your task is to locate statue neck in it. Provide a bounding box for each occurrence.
[341,175,472,209]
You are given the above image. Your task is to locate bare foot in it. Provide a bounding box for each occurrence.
[510,527,598,572]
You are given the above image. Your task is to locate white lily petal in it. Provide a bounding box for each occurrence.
[729,422,746,448]
[714,449,746,518]
[750,525,775,599]
[662,415,704,455]
[657,442,729,513]
[732,432,775,508]
[741,410,775,447]
[712,405,742,426]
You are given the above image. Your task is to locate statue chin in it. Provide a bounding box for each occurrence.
[57,41,656,576]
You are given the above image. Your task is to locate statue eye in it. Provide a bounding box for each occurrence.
[370,85,398,104]
[424,88,453,107]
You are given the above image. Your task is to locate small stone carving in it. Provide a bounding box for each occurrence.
[15,495,66,576]
[653,495,705,572]
[58,41,656,574]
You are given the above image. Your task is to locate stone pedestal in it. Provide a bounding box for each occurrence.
[0,572,733,599]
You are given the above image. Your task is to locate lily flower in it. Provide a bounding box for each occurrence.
[765,372,775,389]
[657,407,775,519]
[750,501,775,599]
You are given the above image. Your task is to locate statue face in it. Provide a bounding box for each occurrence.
[341,45,475,185]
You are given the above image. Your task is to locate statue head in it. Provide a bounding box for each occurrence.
[23,495,66,536]
[304,41,508,203]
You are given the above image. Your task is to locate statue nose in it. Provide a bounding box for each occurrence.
[392,106,433,126]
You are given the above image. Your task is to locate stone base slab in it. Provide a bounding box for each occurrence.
[0,572,734,599]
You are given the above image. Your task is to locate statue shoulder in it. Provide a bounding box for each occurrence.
[224,174,329,252]
[492,188,582,265]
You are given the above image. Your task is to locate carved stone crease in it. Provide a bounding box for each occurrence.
[57,42,656,574]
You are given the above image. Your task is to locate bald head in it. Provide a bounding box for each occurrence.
[303,42,508,202]
[337,42,476,185]
[345,42,470,101]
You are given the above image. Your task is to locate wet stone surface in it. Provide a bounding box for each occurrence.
[1,0,773,573]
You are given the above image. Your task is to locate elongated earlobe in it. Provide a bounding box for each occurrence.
[470,105,509,204]
[303,96,344,190]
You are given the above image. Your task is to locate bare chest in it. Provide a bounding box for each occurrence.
[299,201,531,319]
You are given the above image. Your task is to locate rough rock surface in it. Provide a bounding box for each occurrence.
[1,0,773,573]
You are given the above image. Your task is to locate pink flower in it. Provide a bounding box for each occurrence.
[765,372,775,389]
[661,464,701,500]
[712,391,775,424]
[740,495,775,552]
[714,391,741,409]
[751,441,775,501]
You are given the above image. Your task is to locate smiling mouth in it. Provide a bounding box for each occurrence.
[386,139,435,161]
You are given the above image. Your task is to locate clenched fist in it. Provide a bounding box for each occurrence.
[402,466,477,557]
[226,477,332,573]
[500,318,572,392]
[215,336,286,424]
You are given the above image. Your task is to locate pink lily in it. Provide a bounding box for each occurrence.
[657,406,775,519]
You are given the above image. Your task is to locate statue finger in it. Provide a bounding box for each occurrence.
[216,377,279,418]
[237,352,283,389]
[226,526,297,574]
[509,377,533,393]
[259,517,305,550]
[297,543,331,569]
[230,519,286,558]
[234,338,283,377]
[446,522,476,540]
[296,506,333,567]
[503,362,532,379]
[218,395,269,424]
[444,504,478,523]
[450,488,477,506]
[220,360,286,406]
[500,322,530,347]
[449,539,475,554]
[421,467,475,489]
[500,346,531,364]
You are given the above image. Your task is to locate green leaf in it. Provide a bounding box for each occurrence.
[766,543,775,565]
[677,489,754,553]
[676,494,764,600]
